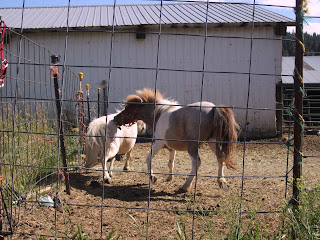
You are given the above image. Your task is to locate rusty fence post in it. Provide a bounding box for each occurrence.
[77,72,85,152]
[86,84,91,123]
[97,88,101,117]
[51,59,71,195]
[103,87,107,116]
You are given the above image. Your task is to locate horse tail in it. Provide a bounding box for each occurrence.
[85,116,106,168]
[212,105,240,169]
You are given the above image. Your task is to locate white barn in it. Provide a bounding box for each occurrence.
[0,3,294,138]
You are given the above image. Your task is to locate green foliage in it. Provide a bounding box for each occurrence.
[0,105,78,194]
[106,228,123,240]
[175,215,189,240]
[279,180,320,239]
[70,225,91,240]
[126,213,146,238]
[219,195,267,240]
[165,180,320,240]
[282,32,320,56]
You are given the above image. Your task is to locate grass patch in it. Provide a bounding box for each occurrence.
[0,104,79,195]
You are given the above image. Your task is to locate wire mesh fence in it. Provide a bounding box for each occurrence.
[0,26,81,237]
[0,0,319,239]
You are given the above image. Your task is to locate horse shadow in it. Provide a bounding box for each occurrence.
[68,171,186,203]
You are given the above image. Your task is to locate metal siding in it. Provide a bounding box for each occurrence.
[100,7,108,26]
[163,5,187,23]
[114,6,123,26]
[139,5,159,24]
[189,4,209,23]
[282,56,320,84]
[127,5,142,25]
[6,25,280,138]
[74,7,86,27]
[84,7,95,27]
[178,4,202,23]
[210,4,249,23]
[0,3,294,29]
[107,6,114,26]
[121,5,133,26]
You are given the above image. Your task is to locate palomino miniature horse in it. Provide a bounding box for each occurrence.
[114,88,240,192]
[85,113,146,184]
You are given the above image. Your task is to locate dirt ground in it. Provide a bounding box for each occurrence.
[9,134,320,239]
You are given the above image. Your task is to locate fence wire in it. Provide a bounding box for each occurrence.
[0,0,319,239]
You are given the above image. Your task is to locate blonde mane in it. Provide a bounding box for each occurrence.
[124,89,179,122]
[125,88,164,104]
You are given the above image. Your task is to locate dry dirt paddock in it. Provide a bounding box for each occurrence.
[14,135,320,239]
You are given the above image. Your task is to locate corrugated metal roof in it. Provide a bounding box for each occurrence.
[0,3,294,29]
[282,56,320,84]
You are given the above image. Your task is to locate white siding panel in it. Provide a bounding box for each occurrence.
[18,25,281,138]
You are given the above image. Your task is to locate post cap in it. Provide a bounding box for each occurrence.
[78,72,83,79]
[86,84,91,90]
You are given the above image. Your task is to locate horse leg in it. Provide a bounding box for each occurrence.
[208,140,228,189]
[109,157,116,178]
[166,149,176,182]
[146,141,164,183]
[123,149,132,171]
[102,145,119,184]
[180,143,201,192]
[102,157,112,184]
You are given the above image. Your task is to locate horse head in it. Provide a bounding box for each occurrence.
[114,88,164,128]
[114,95,143,127]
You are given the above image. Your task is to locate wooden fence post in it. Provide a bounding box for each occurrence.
[52,61,70,195]
[293,0,303,208]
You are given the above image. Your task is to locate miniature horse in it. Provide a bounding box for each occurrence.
[85,113,146,184]
[114,88,240,192]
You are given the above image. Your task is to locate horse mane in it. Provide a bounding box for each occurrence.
[125,88,164,104]
[124,88,179,125]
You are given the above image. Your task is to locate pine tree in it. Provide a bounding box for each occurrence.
[282,32,320,56]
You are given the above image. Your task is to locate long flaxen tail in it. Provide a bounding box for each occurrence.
[212,105,240,169]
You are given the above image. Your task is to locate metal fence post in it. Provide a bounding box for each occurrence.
[293,0,303,208]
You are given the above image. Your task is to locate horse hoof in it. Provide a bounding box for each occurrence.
[123,167,129,171]
[166,175,173,182]
[175,187,188,194]
[151,175,157,183]
[105,178,112,184]
[218,181,228,190]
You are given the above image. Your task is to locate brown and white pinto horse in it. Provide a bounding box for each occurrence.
[114,88,240,192]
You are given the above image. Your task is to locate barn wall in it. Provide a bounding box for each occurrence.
[9,26,282,138]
